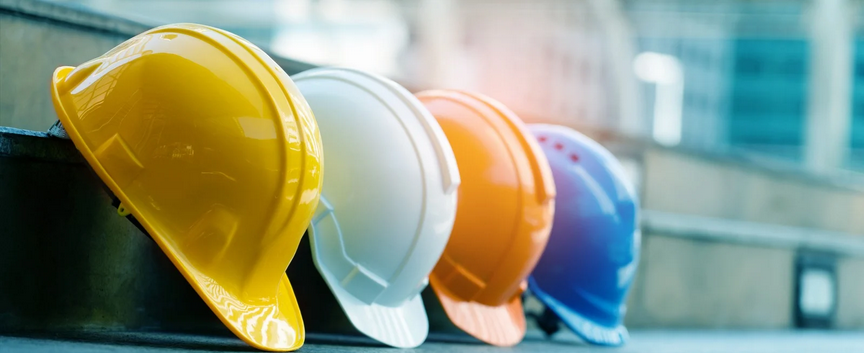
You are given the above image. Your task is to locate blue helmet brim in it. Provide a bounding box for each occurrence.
[528,277,629,346]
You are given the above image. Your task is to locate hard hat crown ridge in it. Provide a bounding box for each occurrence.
[294,67,459,348]
[417,89,555,347]
[50,23,322,351]
[450,90,555,205]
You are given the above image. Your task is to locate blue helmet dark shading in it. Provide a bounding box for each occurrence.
[527,124,640,346]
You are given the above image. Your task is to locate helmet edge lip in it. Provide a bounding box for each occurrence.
[311,246,430,348]
[527,277,629,347]
[50,66,76,129]
[430,280,527,347]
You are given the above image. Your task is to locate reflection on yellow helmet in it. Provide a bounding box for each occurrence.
[50,23,323,351]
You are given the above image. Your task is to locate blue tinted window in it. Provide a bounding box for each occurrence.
[728,39,809,156]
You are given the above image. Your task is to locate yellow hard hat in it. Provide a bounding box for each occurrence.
[50,24,322,351]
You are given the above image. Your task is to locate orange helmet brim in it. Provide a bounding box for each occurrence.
[431,281,526,347]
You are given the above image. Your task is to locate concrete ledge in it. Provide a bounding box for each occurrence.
[625,235,794,328]
[0,126,81,163]
[640,148,864,235]
[643,210,864,258]
[605,133,864,195]
[7,125,861,257]
[3,125,863,330]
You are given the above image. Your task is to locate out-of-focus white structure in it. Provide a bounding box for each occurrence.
[402,0,643,135]
[805,0,854,173]
[634,51,684,146]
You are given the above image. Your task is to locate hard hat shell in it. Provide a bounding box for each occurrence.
[417,90,556,347]
[293,68,460,348]
[527,124,640,346]
[50,24,322,351]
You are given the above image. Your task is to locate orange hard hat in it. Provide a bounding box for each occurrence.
[416,90,556,346]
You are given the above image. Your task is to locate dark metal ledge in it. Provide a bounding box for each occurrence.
[0,126,82,163]
[3,126,863,258]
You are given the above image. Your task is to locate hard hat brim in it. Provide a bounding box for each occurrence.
[431,282,526,347]
[528,277,629,346]
[51,66,305,351]
[316,260,429,348]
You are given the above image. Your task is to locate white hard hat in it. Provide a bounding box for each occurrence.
[293,67,460,348]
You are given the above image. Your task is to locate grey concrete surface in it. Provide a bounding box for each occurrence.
[641,149,864,235]
[642,210,864,257]
[837,258,864,329]
[625,235,794,328]
[629,147,864,329]
[0,9,128,131]
[0,0,314,131]
[2,330,864,353]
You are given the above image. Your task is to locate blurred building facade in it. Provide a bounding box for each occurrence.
[626,0,864,174]
[854,36,864,169]
[47,0,864,175]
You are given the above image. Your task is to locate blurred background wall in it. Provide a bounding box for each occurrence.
[12,0,864,175]
[2,0,864,333]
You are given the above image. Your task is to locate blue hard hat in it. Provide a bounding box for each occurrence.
[527,124,640,346]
